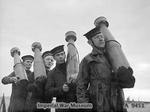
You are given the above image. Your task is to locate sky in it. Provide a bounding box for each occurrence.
[0,0,150,101]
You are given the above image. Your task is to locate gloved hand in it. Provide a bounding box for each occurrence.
[62,83,69,92]
[117,66,135,88]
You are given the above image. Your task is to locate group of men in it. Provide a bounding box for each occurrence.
[1,27,135,112]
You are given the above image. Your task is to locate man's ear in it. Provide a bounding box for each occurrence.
[88,39,93,46]
[53,55,56,60]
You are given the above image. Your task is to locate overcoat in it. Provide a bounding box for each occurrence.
[76,49,135,112]
[2,70,34,112]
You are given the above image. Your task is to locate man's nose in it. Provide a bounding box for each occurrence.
[50,60,53,63]
[28,63,32,65]
[49,60,53,63]
[99,36,104,41]
[59,55,63,58]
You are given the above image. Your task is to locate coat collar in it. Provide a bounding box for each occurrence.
[85,48,105,63]
[91,47,105,56]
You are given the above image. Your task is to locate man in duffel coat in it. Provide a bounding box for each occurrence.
[76,28,135,112]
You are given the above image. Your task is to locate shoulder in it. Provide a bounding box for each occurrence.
[81,53,94,64]
[79,54,91,69]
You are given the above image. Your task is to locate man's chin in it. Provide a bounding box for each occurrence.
[58,61,65,64]
[97,46,105,49]
[46,65,52,68]
[45,66,51,70]
[99,43,105,48]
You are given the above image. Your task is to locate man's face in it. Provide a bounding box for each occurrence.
[91,33,105,48]
[44,55,54,69]
[54,51,66,64]
[23,59,33,70]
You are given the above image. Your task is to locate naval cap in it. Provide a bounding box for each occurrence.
[50,45,64,56]
[84,27,101,40]
[21,55,34,62]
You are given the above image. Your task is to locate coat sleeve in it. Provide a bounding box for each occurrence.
[76,58,90,103]
[45,72,64,101]
[1,72,16,84]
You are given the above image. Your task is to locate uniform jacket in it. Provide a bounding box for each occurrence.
[25,69,51,112]
[45,63,77,112]
[76,48,130,112]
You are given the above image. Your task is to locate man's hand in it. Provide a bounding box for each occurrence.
[68,76,76,83]
[62,83,69,92]
[36,76,46,82]
[10,76,18,83]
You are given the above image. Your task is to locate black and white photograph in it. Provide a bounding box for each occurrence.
[0,0,150,112]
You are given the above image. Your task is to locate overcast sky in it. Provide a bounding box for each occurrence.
[0,0,150,101]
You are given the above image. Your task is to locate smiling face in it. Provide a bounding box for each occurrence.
[23,59,33,70]
[43,55,54,69]
[53,51,66,64]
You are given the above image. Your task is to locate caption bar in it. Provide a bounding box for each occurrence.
[37,102,93,109]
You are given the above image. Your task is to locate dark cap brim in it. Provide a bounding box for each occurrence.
[50,45,64,56]
[42,51,53,58]
[21,55,34,61]
[84,27,101,40]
